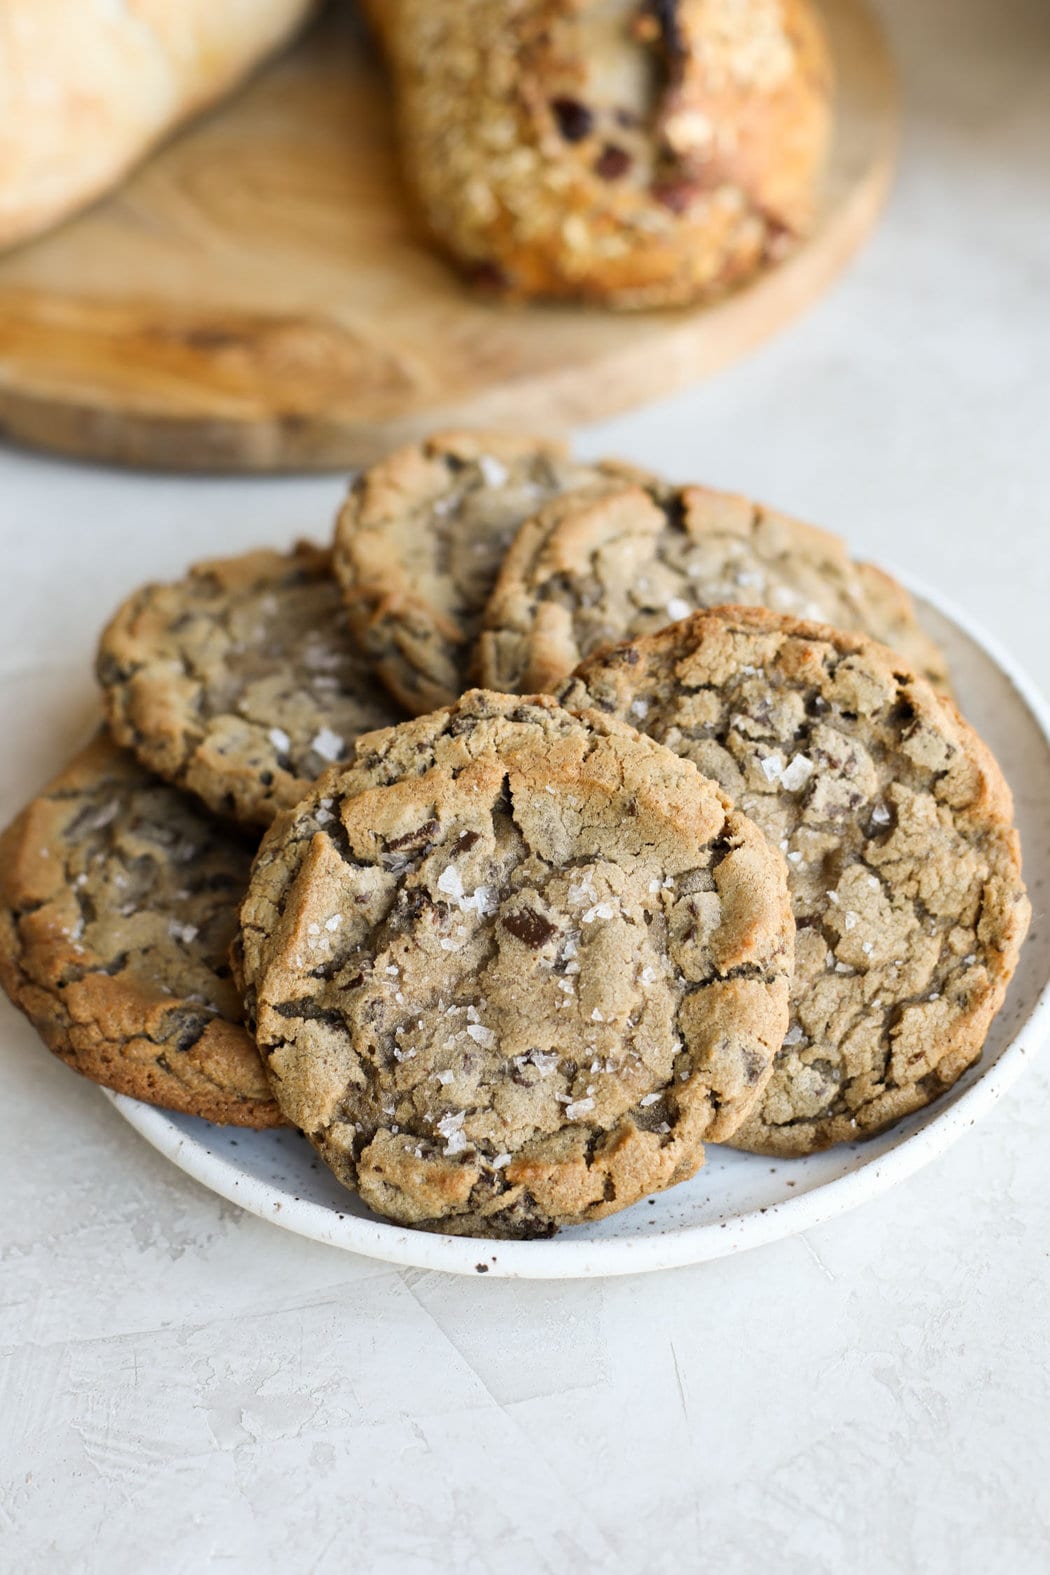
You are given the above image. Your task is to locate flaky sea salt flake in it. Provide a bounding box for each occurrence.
[531,1050,560,1076]
[461,884,497,915]
[478,455,509,489]
[437,1109,467,1156]
[310,727,344,763]
[437,865,464,901]
[780,754,814,792]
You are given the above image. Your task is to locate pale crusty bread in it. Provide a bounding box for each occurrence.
[0,0,318,250]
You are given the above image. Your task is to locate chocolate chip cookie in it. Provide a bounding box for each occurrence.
[0,734,280,1128]
[333,431,644,716]
[477,480,951,697]
[98,542,403,827]
[238,690,793,1235]
[560,607,1029,1155]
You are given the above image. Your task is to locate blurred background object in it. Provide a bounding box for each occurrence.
[0,0,318,249]
[0,0,891,472]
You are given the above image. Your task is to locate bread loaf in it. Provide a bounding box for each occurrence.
[0,0,318,250]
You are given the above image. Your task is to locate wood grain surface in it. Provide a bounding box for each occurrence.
[0,0,897,472]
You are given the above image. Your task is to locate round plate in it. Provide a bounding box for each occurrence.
[0,0,895,472]
[104,583,1050,1276]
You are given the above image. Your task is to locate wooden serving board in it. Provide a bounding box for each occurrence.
[0,0,896,473]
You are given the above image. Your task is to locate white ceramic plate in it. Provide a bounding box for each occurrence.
[104,582,1050,1278]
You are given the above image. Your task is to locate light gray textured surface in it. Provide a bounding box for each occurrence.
[1,0,1049,1569]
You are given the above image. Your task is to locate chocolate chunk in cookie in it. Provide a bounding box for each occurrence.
[0,734,280,1128]
[239,690,793,1235]
[98,542,403,828]
[561,607,1029,1154]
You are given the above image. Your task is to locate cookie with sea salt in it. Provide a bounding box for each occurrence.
[97,542,403,828]
[0,734,280,1127]
[559,607,1029,1155]
[238,690,793,1236]
[477,479,951,697]
[332,430,645,716]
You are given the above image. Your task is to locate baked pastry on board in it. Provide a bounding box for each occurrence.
[364,0,833,306]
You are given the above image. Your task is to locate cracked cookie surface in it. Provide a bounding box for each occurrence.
[478,480,951,697]
[560,607,1029,1155]
[0,734,280,1127]
[333,431,644,716]
[238,690,793,1235]
[98,542,403,827]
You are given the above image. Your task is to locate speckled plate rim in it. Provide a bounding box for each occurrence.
[103,576,1050,1278]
